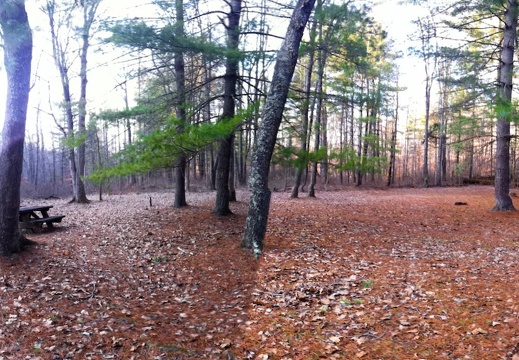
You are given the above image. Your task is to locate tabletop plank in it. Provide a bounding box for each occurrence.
[19,205,54,213]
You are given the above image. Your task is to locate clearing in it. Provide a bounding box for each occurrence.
[2,185,519,359]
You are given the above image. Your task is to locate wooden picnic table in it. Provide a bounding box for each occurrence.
[19,205,65,231]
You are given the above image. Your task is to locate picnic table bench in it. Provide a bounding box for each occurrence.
[19,205,65,231]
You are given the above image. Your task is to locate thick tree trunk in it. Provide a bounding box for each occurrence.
[242,0,316,257]
[493,0,517,211]
[214,0,241,216]
[173,160,187,208]
[173,0,188,208]
[0,0,33,256]
[215,136,233,214]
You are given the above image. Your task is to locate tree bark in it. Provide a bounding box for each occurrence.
[435,62,448,187]
[214,0,241,216]
[290,0,320,198]
[387,78,399,187]
[242,0,317,257]
[418,17,437,188]
[229,136,237,202]
[492,0,517,211]
[75,0,100,204]
[173,0,188,208]
[45,0,81,203]
[0,0,33,256]
[355,81,364,186]
[308,25,327,197]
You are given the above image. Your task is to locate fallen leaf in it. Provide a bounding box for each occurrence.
[329,336,341,343]
[471,328,488,335]
[220,339,232,349]
[356,336,368,345]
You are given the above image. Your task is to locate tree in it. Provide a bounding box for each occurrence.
[492,0,517,211]
[429,0,512,187]
[387,73,400,186]
[173,0,188,208]
[414,15,438,188]
[242,0,317,258]
[0,0,33,256]
[44,0,100,203]
[76,0,101,203]
[309,3,346,197]
[290,0,321,199]
[213,0,242,216]
[100,2,210,203]
[434,56,450,186]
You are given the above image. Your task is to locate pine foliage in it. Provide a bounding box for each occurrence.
[89,103,258,184]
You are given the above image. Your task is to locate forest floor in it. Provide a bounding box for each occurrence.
[3,185,519,359]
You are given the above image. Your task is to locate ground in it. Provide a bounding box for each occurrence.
[2,186,519,359]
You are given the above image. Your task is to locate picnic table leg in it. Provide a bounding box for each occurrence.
[40,211,55,228]
[19,213,35,232]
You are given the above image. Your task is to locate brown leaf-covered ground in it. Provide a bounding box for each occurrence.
[3,186,519,359]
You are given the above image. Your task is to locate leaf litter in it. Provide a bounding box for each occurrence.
[1,186,519,359]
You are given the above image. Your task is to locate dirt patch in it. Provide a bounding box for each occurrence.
[1,186,518,359]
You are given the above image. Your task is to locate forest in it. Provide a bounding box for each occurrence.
[13,0,519,205]
[2,0,519,358]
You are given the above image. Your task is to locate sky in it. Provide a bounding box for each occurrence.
[371,0,429,110]
[0,0,428,144]
[0,1,151,144]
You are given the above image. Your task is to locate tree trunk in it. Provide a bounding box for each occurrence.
[46,0,80,202]
[493,0,517,211]
[173,0,188,208]
[308,35,327,197]
[434,60,449,187]
[290,0,320,198]
[0,0,33,256]
[308,12,330,197]
[237,125,246,185]
[214,0,241,216]
[210,150,217,190]
[321,100,329,185]
[173,160,187,208]
[229,137,237,202]
[215,136,234,214]
[76,0,100,203]
[242,0,316,257]
[356,82,364,186]
[418,17,437,188]
[387,81,399,187]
